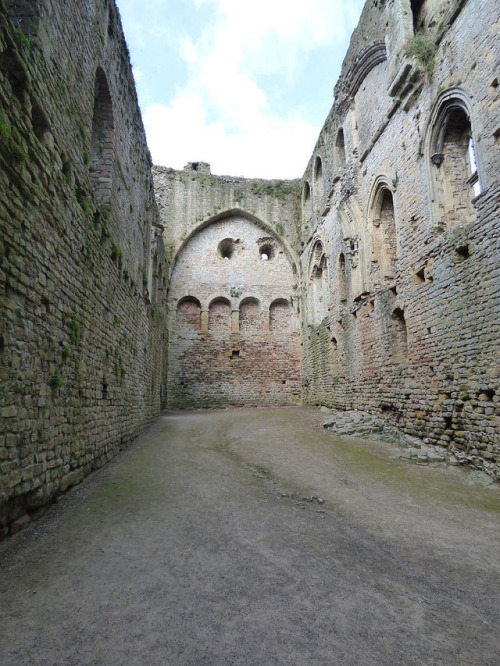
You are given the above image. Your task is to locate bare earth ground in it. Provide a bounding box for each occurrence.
[1,406,499,666]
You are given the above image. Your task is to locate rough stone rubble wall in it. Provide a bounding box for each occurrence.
[299,0,500,478]
[0,0,167,537]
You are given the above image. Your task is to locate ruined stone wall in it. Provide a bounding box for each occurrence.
[0,0,167,537]
[154,162,302,407]
[153,163,301,267]
[300,0,500,478]
[167,215,301,407]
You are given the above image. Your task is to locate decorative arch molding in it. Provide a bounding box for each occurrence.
[339,41,387,98]
[171,209,299,278]
[337,198,369,299]
[368,176,398,282]
[424,88,483,230]
[308,238,328,325]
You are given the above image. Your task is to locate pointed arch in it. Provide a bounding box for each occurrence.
[170,209,299,278]
[308,239,328,325]
[337,199,368,300]
[368,178,398,283]
[425,89,482,231]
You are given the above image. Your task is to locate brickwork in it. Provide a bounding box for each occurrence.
[166,216,301,407]
[0,0,166,537]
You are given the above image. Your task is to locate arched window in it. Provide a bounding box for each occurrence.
[338,253,347,303]
[176,297,201,331]
[239,298,261,332]
[90,68,114,206]
[208,298,231,332]
[391,307,408,364]
[370,184,397,282]
[303,180,312,218]
[270,299,291,333]
[336,128,346,170]
[310,241,328,325]
[428,93,481,230]
[314,156,323,182]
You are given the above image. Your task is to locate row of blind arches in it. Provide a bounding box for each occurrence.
[176,297,292,333]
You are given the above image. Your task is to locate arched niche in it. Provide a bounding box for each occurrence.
[426,90,482,231]
[369,180,397,283]
[309,240,328,325]
[208,297,231,332]
[239,297,261,333]
[90,68,115,207]
[177,296,201,332]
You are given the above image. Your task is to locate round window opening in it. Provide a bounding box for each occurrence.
[218,238,234,260]
[259,244,274,261]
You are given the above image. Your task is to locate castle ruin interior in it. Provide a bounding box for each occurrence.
[0,0,499,537]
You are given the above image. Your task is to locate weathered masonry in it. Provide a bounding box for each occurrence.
[0,0,166,538]
[156,0,500,480]
[1,0,499,537]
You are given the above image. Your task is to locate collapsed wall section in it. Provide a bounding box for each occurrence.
[0,0,167,537]
[153,162,302,266]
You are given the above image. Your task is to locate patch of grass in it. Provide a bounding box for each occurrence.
[79,121,87,141]
[83,150,90,166]
[69,316,81,344]
[111,242,123,266]
[50,372,63,388]
[405,36,436,80]
[15,145,28,164]
[62,345,71,359]
[0,108,10,139]
[15,28,30,49]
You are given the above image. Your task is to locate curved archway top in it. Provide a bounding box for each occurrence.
[170,208,299,277]
[308,237,327,275]
[367,175,395,219]
[424,87,475,154]
[337,197,364,241]
[338,40,387,98]
[176,294,202,308]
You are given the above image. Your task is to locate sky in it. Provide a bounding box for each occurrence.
[115,0,365,180]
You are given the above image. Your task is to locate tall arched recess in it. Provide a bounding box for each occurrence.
[89,68,115,207]
[166,212,301,408]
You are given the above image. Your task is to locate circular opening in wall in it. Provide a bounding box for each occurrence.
[259,244,274,261]
[218,238,234,260]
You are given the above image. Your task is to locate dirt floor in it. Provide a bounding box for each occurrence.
[1,407,499,665]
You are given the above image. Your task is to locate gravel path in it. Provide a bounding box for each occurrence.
[1,407,499,665]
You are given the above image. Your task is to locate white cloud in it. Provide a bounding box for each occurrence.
[144,0,364,178]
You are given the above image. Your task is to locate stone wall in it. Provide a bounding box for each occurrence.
[166,215,301,407]
[153,162,301,267]
[0,0,167,537]
[299,0,500,479]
